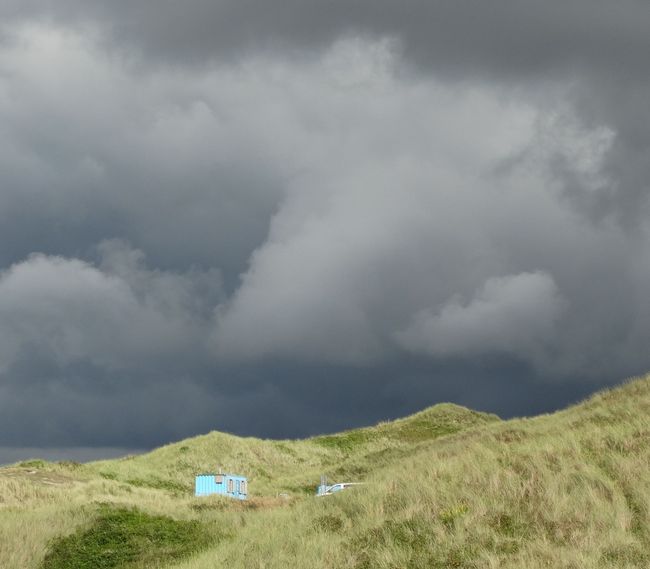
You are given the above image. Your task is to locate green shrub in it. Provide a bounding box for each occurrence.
[18,459,47,469]
[41,505,217,569]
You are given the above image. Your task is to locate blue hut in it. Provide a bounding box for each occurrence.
[194,473,248,500]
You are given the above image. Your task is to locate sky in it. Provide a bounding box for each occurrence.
[1,1,650,464]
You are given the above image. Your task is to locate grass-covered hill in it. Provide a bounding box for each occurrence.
[1,375,649,569]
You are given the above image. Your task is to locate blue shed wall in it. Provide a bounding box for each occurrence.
[194,474,247,500]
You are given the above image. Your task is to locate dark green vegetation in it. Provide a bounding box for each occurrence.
[41,506,217,569]
[2,374,649,568]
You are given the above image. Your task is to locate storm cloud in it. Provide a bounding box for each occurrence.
[1,2,650,462]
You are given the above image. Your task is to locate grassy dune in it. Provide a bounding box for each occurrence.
[88,402,496,497]
[1,375,649,568]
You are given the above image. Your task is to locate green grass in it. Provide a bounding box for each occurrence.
[124,477,190,495]
[40,505,217,569]
[18,460,48,469]
[313,404,498,450]
[1,374,650,569]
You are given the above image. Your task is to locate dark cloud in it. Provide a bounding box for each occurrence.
[3,1,650,78]
[0,352,608,458]
[1,2,650,456]
[0,26,284,279]
[0,447,143,466]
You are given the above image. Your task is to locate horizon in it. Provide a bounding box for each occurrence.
[0,372,617,465]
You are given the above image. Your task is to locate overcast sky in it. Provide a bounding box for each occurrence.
[1,1,649,464]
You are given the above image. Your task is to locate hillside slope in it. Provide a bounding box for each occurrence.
[189,374,650,569]
[87,402,497,496]
[1,375,649,568]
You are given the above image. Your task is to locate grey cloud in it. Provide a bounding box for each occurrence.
[212,68,537,363]
[0,241,221,372]
[3,1,650,78]
[2,4,650,455]
[209,71,650,381]
[0,25,284,279]
[395,272,565,362]
[4,1,650,223]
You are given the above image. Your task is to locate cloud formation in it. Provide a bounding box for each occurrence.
[396,272,565,361]
[4,1,650,78]
[0,241,221,371]
[2,3,650,456]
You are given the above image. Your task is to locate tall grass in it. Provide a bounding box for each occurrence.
[1,375,649,568]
